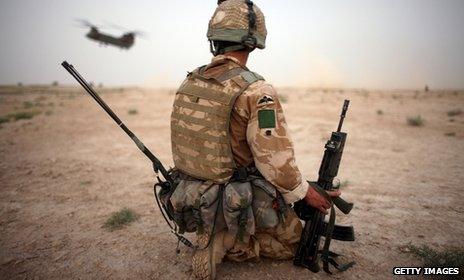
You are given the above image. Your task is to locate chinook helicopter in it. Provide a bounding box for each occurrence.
[76,19,145,50]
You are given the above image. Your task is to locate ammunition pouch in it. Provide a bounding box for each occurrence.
[251,178,282,228]
[223,181,255,241]
[169,178,224,234]
[156,169,181,228]
[165,168,287,242]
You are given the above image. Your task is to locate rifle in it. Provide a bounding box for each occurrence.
[293,100,355,273]
[61,61,193,248]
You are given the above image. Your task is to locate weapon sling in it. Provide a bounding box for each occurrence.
[312,184,355,273]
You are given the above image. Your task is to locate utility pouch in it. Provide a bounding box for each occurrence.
[199,183,225,233]
[251,178,280,229]
[170,178,224,234]
[170,179,203,233]
[223,181,255,241]
[156,169,181,229]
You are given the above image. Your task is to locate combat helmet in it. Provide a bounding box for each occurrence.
[207,0,267,55]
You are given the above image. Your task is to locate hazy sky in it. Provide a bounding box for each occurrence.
[1,0,463,89]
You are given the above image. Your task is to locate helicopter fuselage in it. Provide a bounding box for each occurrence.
[86,28,134,49]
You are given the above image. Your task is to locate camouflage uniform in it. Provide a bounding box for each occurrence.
[169,1,308,278]
[228,58,308,204]
[210,55,306,261]
[171,54,306,262]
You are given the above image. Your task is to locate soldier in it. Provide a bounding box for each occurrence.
[170,0,341,279]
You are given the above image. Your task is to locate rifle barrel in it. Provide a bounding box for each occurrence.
[336,100,350,132]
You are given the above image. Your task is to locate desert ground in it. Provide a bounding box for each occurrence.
[0,85,463,279]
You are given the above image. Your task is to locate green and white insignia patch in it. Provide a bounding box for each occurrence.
[258,109,276,129]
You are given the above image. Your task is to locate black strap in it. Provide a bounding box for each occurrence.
[311,183,356,273]
[231,166,249,182]
[322,204,336,274]
[330,259,356,271]
[241,0,258,48]
[322,251,356,272]
[308,182,355,274]
[245,0,256,30]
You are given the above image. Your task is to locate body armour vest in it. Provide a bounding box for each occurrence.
[171,66,264,183]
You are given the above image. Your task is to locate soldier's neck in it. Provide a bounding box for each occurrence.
[224,50,249,67]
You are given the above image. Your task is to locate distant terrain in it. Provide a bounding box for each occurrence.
[0,85,463,279]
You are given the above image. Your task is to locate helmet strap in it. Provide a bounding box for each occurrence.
[245,0,257,30]
[241,0,257,49]
[209,40,217,56]
[210,40,250,56]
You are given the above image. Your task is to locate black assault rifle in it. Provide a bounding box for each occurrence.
[293,100,355,273]
[61,61,193,248]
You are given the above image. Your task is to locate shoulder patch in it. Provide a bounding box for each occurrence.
[257,95,275,106]
[258,109,276,129]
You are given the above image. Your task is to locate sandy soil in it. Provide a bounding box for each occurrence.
[0,86,463,279]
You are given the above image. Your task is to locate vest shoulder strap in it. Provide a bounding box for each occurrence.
[215,67,246,83]
[188,65,265,86]
[240,71,265,84]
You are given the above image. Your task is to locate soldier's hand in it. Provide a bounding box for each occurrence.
[304,186,341,214]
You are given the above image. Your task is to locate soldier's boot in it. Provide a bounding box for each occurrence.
[192,232,218,280]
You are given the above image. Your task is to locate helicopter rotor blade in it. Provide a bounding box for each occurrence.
[74,18,100,29]
[102,20,130,32]
[126,30,149,39]
[102,20,148,38]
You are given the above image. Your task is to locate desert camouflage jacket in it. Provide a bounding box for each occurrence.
[205,55,308,203]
